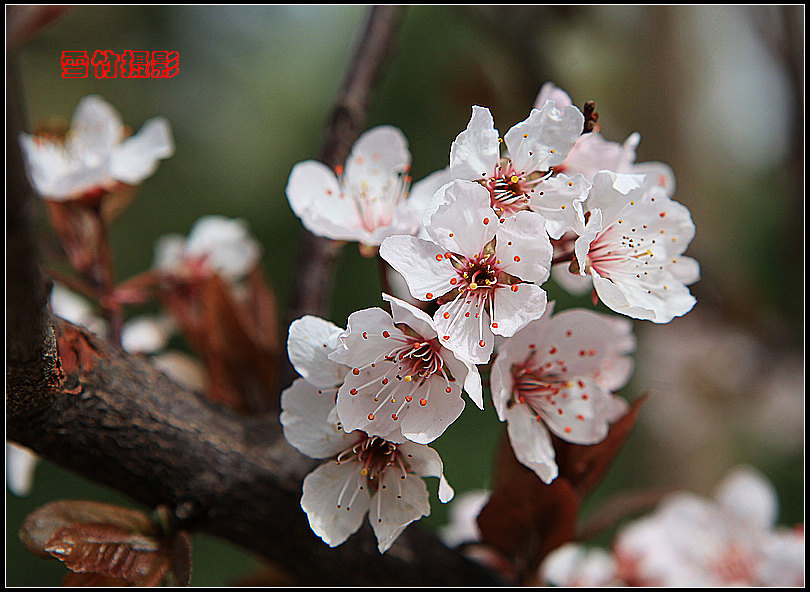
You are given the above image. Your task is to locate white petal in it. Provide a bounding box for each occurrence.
[382,293,437,340]
[398,441,455,503]
[504,102,583,173]
[538,378,614,445]
[301,460,370,547]
[288,316,347,388]
[280,378,352,459]
[533,82,573,109]
[504,404,558,483]
[527,173,589,239]
[490,282,547,338]
[110,116,174,185]
[329,307,401,368]
[494,210,553,285]
[560,131,625,181]
[369,473,430,553]
[69,95,124,161]
[449,105,500,180]
[286,160,362,242]
[6,443,39,497]
[398,375,466,444]
[423,179,497,257]
[433,297,494,365]
[714,465,778,531]
[379,235,457,302]
[343,125,410,189]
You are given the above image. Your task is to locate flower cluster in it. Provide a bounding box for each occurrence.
[538,466,805,587]
[282,82,700,553]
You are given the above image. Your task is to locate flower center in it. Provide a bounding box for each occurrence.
[483,159,549,219]
[508,353,571,421]
[348,334,457,422]
[333,435,410,509]
[342,164,412,234]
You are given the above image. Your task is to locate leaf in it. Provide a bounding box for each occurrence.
[477,432,579,582]
[160,271,281,414]
[45,523,169,586]
[552,394,650,497]
[19,501,193,587]
[19,500,158,558]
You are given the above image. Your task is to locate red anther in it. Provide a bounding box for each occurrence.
[382,331,390,338]
[350,388,358,395]
[479,340,486,347]
[426,293,434,299]
[352,368,360,375]
[511,285,519,292]
[445,386,452,393]
[419,398,427,406]
[368,413,375,420]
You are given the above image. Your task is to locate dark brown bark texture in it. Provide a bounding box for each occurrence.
[7,6,506,586]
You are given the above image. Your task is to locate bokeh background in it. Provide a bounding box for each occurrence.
[6,5,804,586]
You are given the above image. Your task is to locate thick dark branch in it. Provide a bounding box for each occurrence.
[283,7,406,387]
[7,318,504,586]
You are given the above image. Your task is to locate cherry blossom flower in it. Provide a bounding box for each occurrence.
[286,125,450,250]
[448,103,588,239]
[490,303,634,482]
[280,370,453,554]
[534,82,675,195]
[538,542,624,587]
[380,179,552,365]
[19,94,174,201]
[561,170,699,323]
[153,215,262,284]
[614,466,805,586]
[330,293,482,445]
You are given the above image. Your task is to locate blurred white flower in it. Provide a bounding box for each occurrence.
[153,215,262,284]
[438,489,490,548]
[120,314,175,355]
[19,95,174,201]
[49,283,107,336]
[539,542,623,587]
[614,465,805,586]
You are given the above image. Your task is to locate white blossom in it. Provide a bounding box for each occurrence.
[490,303,634,482]
[19,95,174,200]
[449,103,588,239]
[564,170,699,323]
[286,125,449,248]
[280,373,453,554]
[330,293,482,445]
[614,466,805,586]
[380,179,552,365]
[153,215,262,284]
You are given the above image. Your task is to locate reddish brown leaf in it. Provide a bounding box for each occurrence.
[160,272,280,414]
[477,431,579,582]
[168,530,193,586]
[45,523,168,586]
[19,500,158,558]
[553,394,650,497]
[62,572,133,587]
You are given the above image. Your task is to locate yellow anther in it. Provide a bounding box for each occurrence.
[360,468,368,477]
[403,375,412,382]
[510,175,520,184]
[469,282,478,290]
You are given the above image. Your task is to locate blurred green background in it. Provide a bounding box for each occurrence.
[7,5,803,586]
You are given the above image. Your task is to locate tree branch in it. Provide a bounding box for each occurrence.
[282,6,406,388]
[6,6,506,586]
